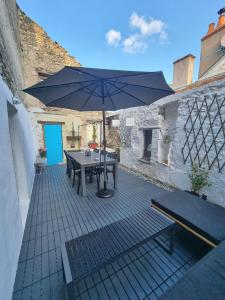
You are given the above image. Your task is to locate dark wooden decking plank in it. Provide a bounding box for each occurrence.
[13,165,204,300]
[64,208,174,283]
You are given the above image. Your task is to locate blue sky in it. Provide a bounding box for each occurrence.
[17,0,222,83]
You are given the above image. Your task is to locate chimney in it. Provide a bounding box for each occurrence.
[216,14,225,28]
[199,8,225,78]
[207,23,215,35]
[172,54,195,90]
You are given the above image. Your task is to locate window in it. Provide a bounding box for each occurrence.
[142,129,152,162]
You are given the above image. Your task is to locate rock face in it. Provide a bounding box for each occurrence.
[18,6,81,107]
[17,6,101,151]
[0,0,23,93]
[120,78,225,207]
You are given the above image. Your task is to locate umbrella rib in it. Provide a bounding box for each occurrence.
[80,83,98,109]
[107,82,129,97]
[43,82,96,106]
[109,79,172,92]
[23,79,97,91]
[108,81,147,105]
[80,84,102,98]
[67,66,101,79]
[104,71,150,80]
[105,83,116,110]
[68,66,151,81]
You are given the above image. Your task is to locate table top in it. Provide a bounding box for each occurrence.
[68,151,117,167]
[61,207,174,284]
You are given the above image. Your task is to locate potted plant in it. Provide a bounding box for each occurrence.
[188,163,211,198]
[88,124,98,149]
[39,147,47,158]
[163,134,172,145]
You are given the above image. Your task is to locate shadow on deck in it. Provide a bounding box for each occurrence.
[13,165,209,300]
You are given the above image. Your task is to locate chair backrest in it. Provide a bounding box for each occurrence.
[64,150,69,162]
[101,149,107,156]
[107,152,117,160]
[94,149,99,153]
[70,157,80,170]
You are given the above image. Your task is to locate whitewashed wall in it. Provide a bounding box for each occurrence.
[120,78,225,207]
[0,1,36,299]
[0,77,36,300]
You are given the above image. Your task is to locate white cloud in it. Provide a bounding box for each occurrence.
[122,34,147,54]
[130,12,166,38]
[106,29,121,46]
[105,12,167,54]
[159,30,168,43]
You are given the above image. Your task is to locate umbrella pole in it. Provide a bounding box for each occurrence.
[96,110,114,198]
[102,110,107,190]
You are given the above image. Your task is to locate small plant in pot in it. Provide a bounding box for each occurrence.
[39,148,47,158]
[163,134,172,144]
[188,163,211,198]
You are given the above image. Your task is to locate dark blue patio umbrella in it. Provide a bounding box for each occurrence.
[24,66,174,198]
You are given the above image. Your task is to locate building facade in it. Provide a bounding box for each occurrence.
[119,11,225,207]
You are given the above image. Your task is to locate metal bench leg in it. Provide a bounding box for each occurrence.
[77,173,81,195]
[154,227,174,255]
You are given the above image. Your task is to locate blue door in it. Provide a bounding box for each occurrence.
[44,124,63,165]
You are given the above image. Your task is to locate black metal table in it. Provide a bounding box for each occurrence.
[61,207,175,288]
[68,151,118,197]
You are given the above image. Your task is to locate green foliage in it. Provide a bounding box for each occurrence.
[163,134,172,144]
[189,163,211,194]
[39,148,47,158]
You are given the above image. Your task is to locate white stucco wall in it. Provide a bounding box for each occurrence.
[120,78,225,207]
[0,1,36,298]
[0,77,36,299]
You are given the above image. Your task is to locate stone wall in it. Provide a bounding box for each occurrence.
[120,78,225,207]
[18,7,101,153]
[18,6,81,107]
[0,0,23,93]
[106,115,121,149]
[18,7,80,107]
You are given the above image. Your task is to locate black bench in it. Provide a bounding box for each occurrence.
[61,208,175,288]
[151,190,225,247]
[158,239,225,300]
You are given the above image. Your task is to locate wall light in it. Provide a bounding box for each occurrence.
[112,119,120,127]
[12,94,21,105]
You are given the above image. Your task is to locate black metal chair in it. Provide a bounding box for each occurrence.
[106,152,117,188]
[64,150,72,177]
[69,157,97,195]
[101,149,107,155]
[95,152,117,189]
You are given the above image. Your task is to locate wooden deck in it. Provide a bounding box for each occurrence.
[13,165,209,300]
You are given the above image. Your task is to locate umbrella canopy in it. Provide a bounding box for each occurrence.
[24,66,174,198]
[24,66,174,111]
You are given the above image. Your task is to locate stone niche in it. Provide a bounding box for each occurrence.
[158,101,179,165]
